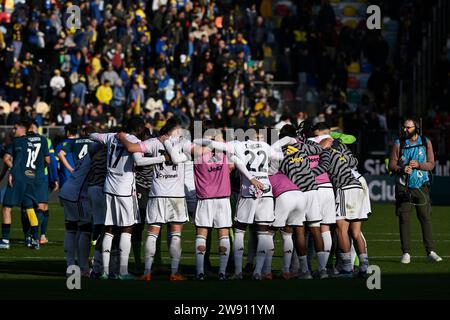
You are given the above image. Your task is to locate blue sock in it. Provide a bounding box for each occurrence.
[36,210,44,233]
[31,226,39,241]
[2,224,11,240]
[41,210,49,236]
[21,210,31,237]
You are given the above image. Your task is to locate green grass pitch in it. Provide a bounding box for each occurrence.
[0,203,449,300]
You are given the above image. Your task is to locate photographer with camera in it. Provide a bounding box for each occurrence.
[389,118,442,264]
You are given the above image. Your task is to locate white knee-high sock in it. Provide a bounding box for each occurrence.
[281,231,293,273]
[77,231,91,272]
[64,230,77,268]
[361,232,368,254]
[144,232,158,275]
[350,239,357,267]
[263,233,275,275]
[316,251,328,271]
[195,235,207,276]
[119,232,132,275]
[218,236,230,275]
[102,233,114,275]
[299,255,309,273]
[321,231,332,267]
[169,232,182,275]
[233,229,245,275]
[254,231,270,276]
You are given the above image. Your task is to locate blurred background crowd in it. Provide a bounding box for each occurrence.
[0,0,449,159]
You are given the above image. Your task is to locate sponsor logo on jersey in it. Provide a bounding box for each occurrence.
[155,172,179,179]
[24,170,35,177]
[289,157,304,164]
[207,165,223,173]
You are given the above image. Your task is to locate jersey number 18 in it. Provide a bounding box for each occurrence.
[26,143,41,170]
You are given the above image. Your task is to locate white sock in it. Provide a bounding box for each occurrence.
[77,231,91,272]
[322,231,332,252]
[144,232,158,275]
[93,249,103,274]
[119,232,132,276]
[321,231,331,268]
[299,255,309,273]
[359,253,369,272]
[254,231,270,276]
[361,232,368,254]
[281,231,293,273]
[340,252,352,272]
[316,251,328,271]
[218,236,230,275]
[263,233,275,275]
[246,227,256,266]
[350,239,357,267]
[195,235,207,276]
[64,231,77,268]
[290,249,299,273]
[102,233,114,275]
[169,232,182,275]
[233,229,245,275]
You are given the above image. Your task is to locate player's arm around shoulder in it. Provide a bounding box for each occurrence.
[114,132,143,153]
[163,137,190,164]
[89,132,109,145]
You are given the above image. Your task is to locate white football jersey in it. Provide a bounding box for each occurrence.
[234,140,273,198]
[141,137,186,198]
[59,154,92,202]
[90,133,140,196]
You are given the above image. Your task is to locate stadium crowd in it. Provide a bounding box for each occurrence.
[0,0,447,155]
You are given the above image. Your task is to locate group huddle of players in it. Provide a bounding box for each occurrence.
[1,117,371,281]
